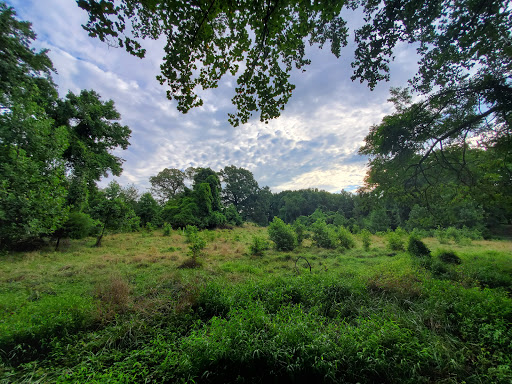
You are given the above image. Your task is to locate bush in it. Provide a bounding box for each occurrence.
[407,236,431,258]
[386,231,405,252]
[311,219,336,249]
[337,226,355,250]
[55,212,99,240]
[293,221,307,246]
[224,204,243,226]
[162,223,172,236]
[268,217,297,251]
[188,233,207,259]
[184,225,199,243]
[360,229,371,251]
[249,236,269,256]
[438,250,461,264]
[207,211,227,228]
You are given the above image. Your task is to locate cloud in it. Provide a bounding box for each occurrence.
[8,0,420,195]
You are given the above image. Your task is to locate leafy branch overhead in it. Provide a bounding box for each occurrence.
[77,0,348,126]
[78,1,511,127]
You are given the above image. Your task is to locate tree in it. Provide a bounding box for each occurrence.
[77,0,348,125]
[193,169,222,212]
[78,0,510,130]
[136,192,162,227]
[0,3,69,248]
[248,186,273,226]
[149,168,186,203]
[220,165,259,220]
[0,3,132,248]
[355,0,511,218]
[90,181,139,246]
[51,89,131,208]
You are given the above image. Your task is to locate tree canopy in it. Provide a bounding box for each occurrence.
[0,2,131,248]
[77,0,348,126]
[77,0,511,128]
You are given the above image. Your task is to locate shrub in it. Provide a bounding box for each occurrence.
[293,221,307,246]
[207,211,227,228]
[438,250,461,264]
[54,212,100,247]
[386,231,405,252]
[311,219,336,249]
[249,236,269,256]
[162,223,172,236]
[184,225,199,243]
[433,227,450,244]
[360,229,371,251]
[268,217,297,251]
[407,236,431,258]
[188,233,207,259]
[337,226,355,250]
[224,204,243,226]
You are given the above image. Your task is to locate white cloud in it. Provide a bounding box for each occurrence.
[7,0,420,194]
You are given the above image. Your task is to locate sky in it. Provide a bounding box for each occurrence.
[7,0,419,194]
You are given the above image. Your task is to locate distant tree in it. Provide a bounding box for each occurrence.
[220,165,259,220]
[136,192,161,227]
[367,208,391,233]
[248,186,273,226]
[91,181,139,246]
[149,168,186,203]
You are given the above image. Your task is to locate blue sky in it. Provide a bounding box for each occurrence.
[8,0,419,193]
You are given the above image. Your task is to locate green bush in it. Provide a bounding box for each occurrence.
[293,221,307,246]
[311,219,336,249]
[224,204,243,226]
[55,212,100,240]
[386,231,405,252]
[268,217,297,251]
[360,229,371,251]
[407,236,431,258]
[207,211,227,228]
[438,250,461,264]
[184,225,199,242]
[188,233,207,259]
[249,235,269,256]
[337,226,355,250]
[162,223,172,236]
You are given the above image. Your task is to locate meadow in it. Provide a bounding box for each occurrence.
[1,226,511,383]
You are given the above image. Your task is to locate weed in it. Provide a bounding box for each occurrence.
[249,235,269,256]
[360,229,371,251]
[386,231,405,251]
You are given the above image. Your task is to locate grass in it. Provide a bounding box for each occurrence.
[0,225,511,383]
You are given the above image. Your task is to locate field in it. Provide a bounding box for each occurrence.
[1,226,511,383]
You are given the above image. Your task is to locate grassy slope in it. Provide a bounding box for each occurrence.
[0,226,511,383]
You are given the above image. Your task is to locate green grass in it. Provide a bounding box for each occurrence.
[1,226,511,383]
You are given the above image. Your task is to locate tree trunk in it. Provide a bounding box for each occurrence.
[95,224,106,247]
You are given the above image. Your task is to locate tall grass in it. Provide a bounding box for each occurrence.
[0,228,510,383]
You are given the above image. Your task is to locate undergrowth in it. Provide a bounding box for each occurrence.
[0,229,510,383]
